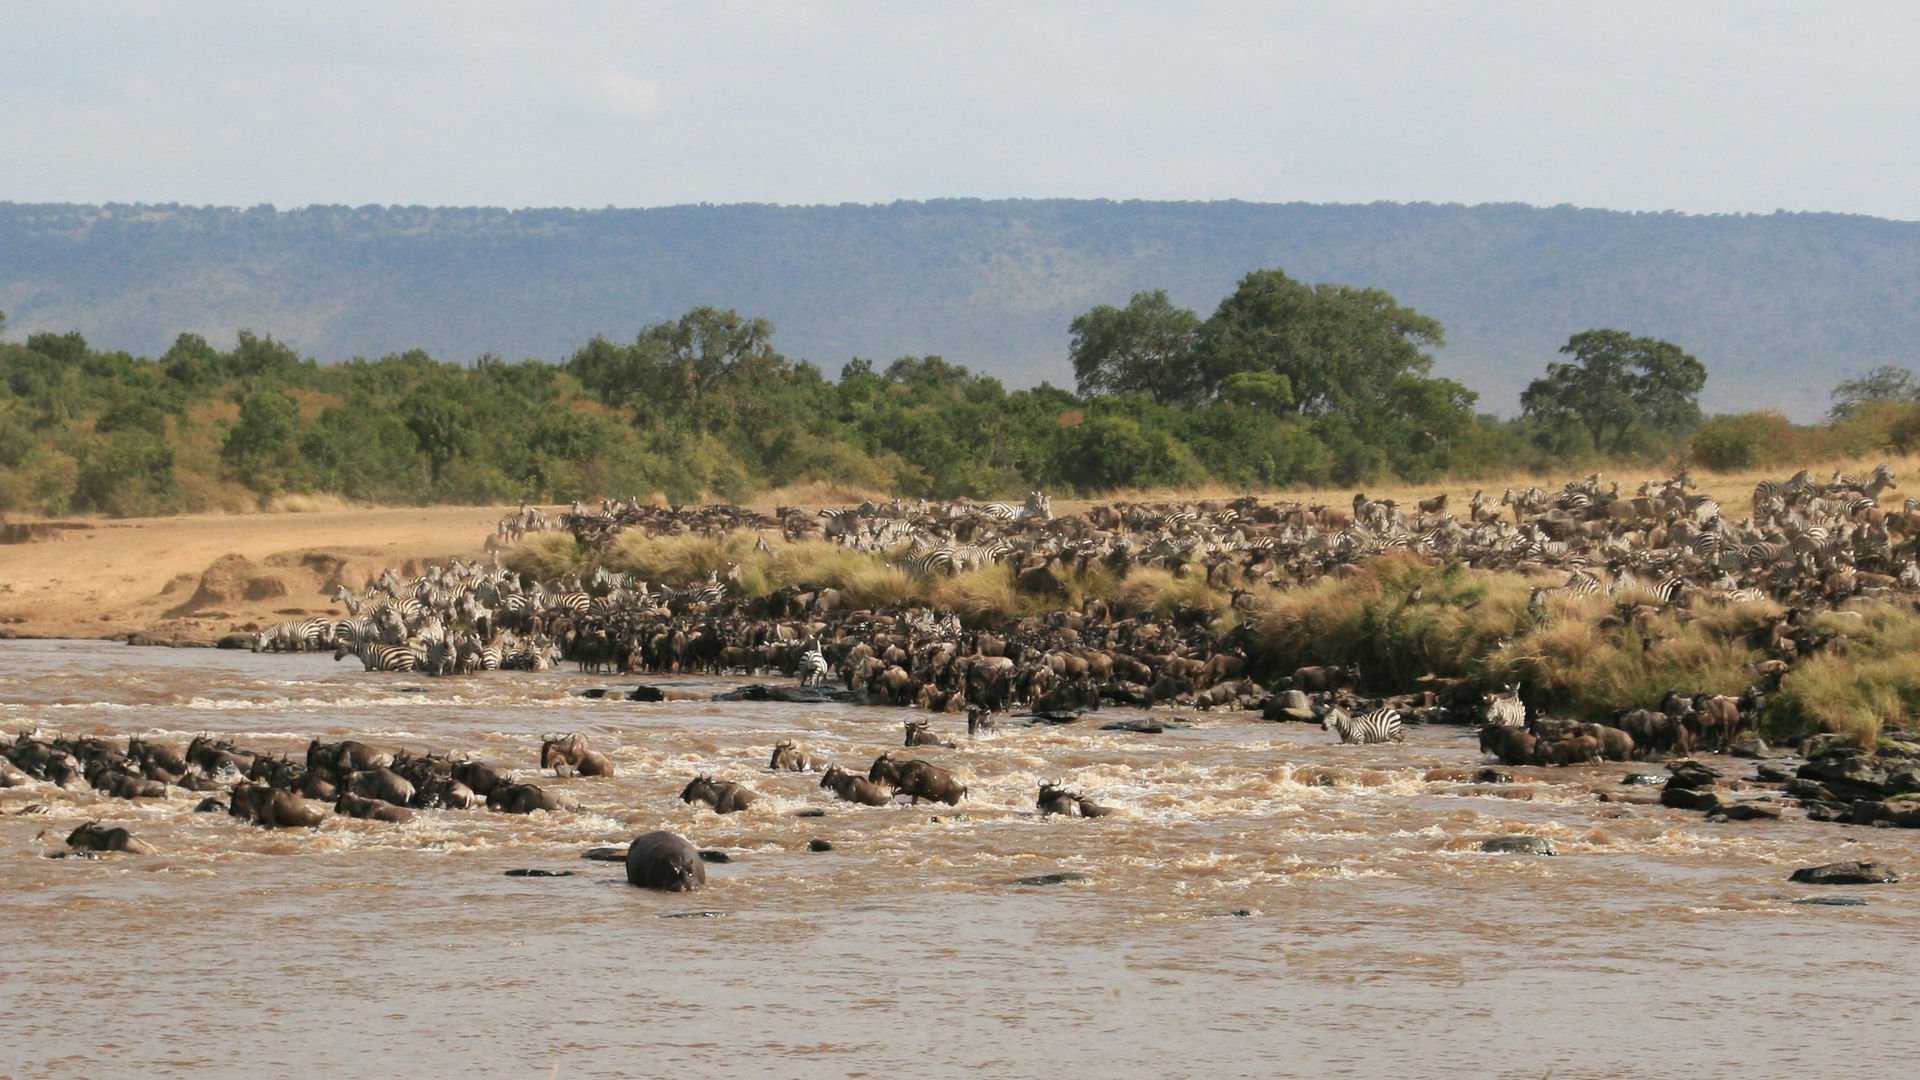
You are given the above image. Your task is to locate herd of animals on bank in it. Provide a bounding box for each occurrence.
[11,464,1920,886]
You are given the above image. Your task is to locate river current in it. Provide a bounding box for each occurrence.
[1,639,1913,1079]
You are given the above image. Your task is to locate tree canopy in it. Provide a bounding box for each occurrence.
[1068,290,1203,405]
[1519,330,1707,454]
[1199,269,1444,415]
[1829,365,1920,421]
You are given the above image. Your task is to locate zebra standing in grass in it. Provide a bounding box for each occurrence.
[896,545,958,577]
[797,642,830,686]
[333,641,422,672]
[1321,706,1404,745]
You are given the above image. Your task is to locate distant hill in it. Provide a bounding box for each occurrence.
[4,199,1918,420]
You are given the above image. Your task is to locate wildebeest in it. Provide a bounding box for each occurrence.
[345,767,416,807]
[1479,724,1538,767]
[1292,663,1359,694]
[335,791,416,823]
[903,720,957,748]
[820,764,892,805]
[228,783,328,828]
[1618,708,1690,758]
[1689,693,1742,751]
[1036,781,1116,818]
[868,753,967,806]
[540,732,615,777]
[625,831,706,892]
[966,708,997,737]
[679,775,761,814]
[486,781,577,815]
[66,821,157,855]
[306,738,391,776]
[768,741,813,772]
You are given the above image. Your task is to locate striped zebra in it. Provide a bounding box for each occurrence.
[1484,685,1526,727]
[797,644,830,686]
[333,641,422,672]
[1322,706,1404,745]
[896,546,959,577]
[251,618,333,653]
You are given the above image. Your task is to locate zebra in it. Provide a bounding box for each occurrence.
[896,546,959,577]
[1484,686,1526,727]
[1321,706,1404,745]
[251,618,332,653]
[333,641,422,672]
[797,643,830,686]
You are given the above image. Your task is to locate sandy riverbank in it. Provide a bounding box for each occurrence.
[0,505,508,640]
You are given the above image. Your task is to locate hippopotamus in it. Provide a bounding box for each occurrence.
[769,741,814,772]
[625,831,705,892]
[679,775,761,814]
[66,821,158,855]
[868,753,967,806]
[820,764,892,806]
[540,732,615,777]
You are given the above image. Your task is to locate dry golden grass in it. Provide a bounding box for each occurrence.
[265,492,360,514]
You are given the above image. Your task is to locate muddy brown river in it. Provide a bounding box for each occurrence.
[1,639,1913,1079]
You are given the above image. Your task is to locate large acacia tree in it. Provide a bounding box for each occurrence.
[1520,329,1706,453]
[1198,268,1444,415]
[1067,289,1203,404]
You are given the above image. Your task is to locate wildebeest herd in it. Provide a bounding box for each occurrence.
[18,464,1920,885]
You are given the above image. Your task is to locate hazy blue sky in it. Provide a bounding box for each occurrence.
[4,1,1918,218]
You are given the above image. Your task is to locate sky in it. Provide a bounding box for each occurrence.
[3,1,1919,218]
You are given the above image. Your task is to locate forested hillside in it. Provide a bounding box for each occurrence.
[4,200,1918,420]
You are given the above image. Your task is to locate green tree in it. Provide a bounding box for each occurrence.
[1829,365,1920,421]
[1520,330,1707,454]
[1199,269,1443,415]
[221,390,303,493]
[1068,290,1203,404]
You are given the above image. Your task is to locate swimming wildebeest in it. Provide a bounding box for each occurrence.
[819,764,893,805]
[679,775,761,814]
[335,791,417,823]
[486,781,577,815]
[1036,781,1117,818]
[868,753,967,806]
[540,732,614,777]
[625,831,706,892]
[903,719,957,748]
[769,741,813,771]
[228,783,328,828]
[66,821,158,854]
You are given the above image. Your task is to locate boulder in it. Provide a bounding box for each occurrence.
[1788,860,1900,886]
[1798,750,1894,801]
[1718,801,1782,821]
[1660,787,1721,812]
[1730,739,1770,759]
[1262,690,1317,722]
[1665,760,1723,791]
[626,685,666,702]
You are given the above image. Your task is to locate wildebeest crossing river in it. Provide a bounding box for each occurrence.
[2,639,1915,1079]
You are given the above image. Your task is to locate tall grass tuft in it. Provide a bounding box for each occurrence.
[504,533,591,580]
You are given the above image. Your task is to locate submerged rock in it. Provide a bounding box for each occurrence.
[1788,860,1900,885]
[503,868,575,877]
[1479,836,1556,855]
[998,871,1093,887]
[1792,896,1868,906]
